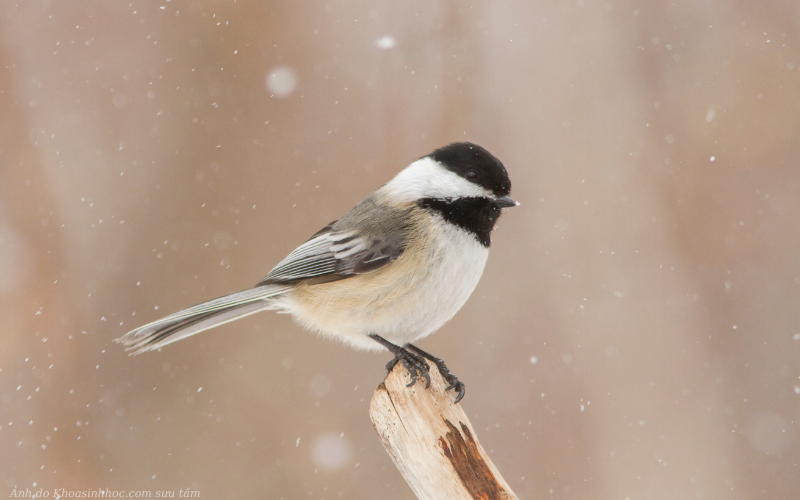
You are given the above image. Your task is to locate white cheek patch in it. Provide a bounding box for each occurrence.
[380,157,493,202]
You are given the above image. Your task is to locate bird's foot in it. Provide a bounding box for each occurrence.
[369,335,430,389]
[385,350,431,389]
[407,344,465,403]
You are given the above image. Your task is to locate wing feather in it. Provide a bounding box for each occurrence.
[257,200,413,286]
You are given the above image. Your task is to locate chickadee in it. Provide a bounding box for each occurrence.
[118,142,516,402]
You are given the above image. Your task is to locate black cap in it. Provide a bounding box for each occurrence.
[429,142,511,198]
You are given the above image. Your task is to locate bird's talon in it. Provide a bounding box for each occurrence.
[385,357,400,374]
[453,382,466,404]
[387,346,429,389]
[404,343,467,402]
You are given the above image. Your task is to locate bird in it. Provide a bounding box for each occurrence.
[117,142,516,403]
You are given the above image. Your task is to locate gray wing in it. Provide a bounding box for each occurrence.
[258,197,412,285]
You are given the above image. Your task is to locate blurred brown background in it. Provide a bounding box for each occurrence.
[2,1,799,498]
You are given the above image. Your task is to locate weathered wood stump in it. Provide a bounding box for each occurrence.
[370,363,519,500]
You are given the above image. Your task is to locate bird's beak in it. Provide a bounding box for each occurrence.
[495,195,518,208]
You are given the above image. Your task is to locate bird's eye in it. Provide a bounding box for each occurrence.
[465,170,479,181]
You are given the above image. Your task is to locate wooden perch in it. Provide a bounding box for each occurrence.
[370,364,519,500]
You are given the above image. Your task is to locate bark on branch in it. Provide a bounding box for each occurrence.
[370,363,519,500]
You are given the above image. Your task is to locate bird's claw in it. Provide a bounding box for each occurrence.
[386,350,430,388]
[444,377,466,403]
[406,344,466,403]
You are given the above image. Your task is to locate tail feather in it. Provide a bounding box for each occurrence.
[117,284,291,354]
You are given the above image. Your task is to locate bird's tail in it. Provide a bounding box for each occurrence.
[116,284,291,354]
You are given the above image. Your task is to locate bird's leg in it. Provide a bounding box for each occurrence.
[369,334,430,389]
[406,344,465,403]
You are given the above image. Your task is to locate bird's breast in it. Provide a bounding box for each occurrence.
[281,218,489,350]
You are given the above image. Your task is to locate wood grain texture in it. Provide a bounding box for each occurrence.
[370,363,519,500]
